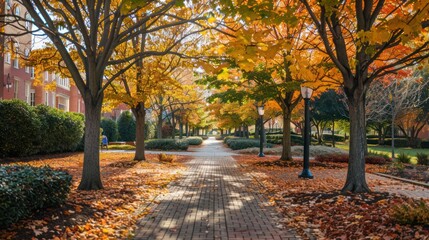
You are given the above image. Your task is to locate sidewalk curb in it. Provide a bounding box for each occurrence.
[372,173,429,188]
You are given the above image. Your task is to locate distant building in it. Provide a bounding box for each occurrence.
[0,0,84,113]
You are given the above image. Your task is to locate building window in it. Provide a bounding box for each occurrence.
[25,66,30,73]
[5,0,10,10]
[30,67,35,78]
[14,6,20,16]
[13,80,19,99]
[5,53,10,64]
[13,58,19,68]
[30,91,35,106]
[44,71,49,81]
[45,92,49,105]
[25,13,32,30]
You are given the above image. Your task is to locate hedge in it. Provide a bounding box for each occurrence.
[315,154,392,165]
[226,139,273,150]
[0,100,41,157]
[145,139,189,150]
[0,166,72,227]
[322,134,345,142]
[0,100,84,157]
[35,105,84,154]
[186,137,203,145]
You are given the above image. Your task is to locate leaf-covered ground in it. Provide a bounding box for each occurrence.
[234,155,429,239]
[0,152,189,240]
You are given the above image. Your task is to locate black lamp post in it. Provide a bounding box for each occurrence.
[299,86,314,179]
[3,74,12,92]
[257,105,265,157]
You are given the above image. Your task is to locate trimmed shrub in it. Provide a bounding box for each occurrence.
[101,118,119,142]
[117,111,136,141]
[416,153,429,166]
[223,136,239,144]
[227,139,273,150]
[145,139,189,151]
[421,141,429,149]
[392,200,429,226]
[0,166,72,227]
[322,134,345,142]
[35,105,84,154]
[186,137,203,145]
[315,154,391,165]
[200,135,209,140]
[0,100,41,157]
[396,153,411,164]
[366,138,379,145]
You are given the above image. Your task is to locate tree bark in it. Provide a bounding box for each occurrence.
[280,110,293,161]
[132,102,146,161]
[78,95,103,190]
[179,120,183,139]
[157,105,163,139]
[342,91,370,193]
[332,120,335,147]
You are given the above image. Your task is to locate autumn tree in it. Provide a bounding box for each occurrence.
[300,0,429,192]
[7,0,207,190]
[207,1,339,160]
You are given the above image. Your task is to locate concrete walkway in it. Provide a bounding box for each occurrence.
[134,138,299,240]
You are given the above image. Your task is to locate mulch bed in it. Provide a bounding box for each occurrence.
[386,164,429,183]
[0,152,189,240]
[234,155,429,239]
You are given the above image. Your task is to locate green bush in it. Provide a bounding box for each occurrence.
[416,153,429,165]
[223,136,239,144]
[35,105,84,154]
[227,139,273,150]
[0,100,41,157]
[0,166,72,227]
[186,137,203,145]
[421,141,429,149]
[101,118,119,142]
[366,138,379,145]
[145,139,189,150]
[396,153,411,164]
[200,135,209,140]
[117,111,136,141]
[392,200,429,226]
[322,134,345,142]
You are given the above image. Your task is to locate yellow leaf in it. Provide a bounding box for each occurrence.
[208,17,216,24]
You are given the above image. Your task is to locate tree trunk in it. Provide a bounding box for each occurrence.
[157,106,163,139]
[179,120,183,139]
[332,120,335,147]
[171,112,176,139]
[342,92,370,193]
[78,95,103,190]
[280,110,293,161]
[132,103,146,161]
[185,122,189,137]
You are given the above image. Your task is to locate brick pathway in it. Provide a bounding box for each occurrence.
[135,139,299,240]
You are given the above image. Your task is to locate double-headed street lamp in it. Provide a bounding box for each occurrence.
[299,86,314,179]
[257,105,265,157]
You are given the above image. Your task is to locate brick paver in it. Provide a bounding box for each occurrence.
[135,139,299,240]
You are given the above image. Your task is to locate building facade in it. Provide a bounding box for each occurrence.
[0,0,84,113]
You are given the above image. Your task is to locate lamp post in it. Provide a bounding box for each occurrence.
[257,105,265,157]
[299,86,314,179]
[3,74,12,92]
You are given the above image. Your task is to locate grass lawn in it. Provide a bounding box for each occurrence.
[334,142,429,164]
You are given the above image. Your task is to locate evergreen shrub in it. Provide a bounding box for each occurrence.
[145,139,189,150]
[0,166,72,227]
[186,137,203,145]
